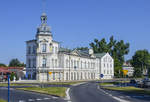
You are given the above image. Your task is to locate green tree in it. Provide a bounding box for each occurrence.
[90,36,130,77]
[131,50,150,77]
[75,47,89,51]
[0,63,7,67]
[9,58,25,67]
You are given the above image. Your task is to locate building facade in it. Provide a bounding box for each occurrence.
[26,13,114,81]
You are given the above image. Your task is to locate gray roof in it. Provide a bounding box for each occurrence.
[26,39,36,43]
[59,48,71,53]
[94,53,106,58]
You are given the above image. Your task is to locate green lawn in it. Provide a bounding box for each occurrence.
[47,81,83,85]
[0,99,6,102]
[17,87,67,97]
[0,83,33,86]
[103,86,150,95]
[99,81,129,86]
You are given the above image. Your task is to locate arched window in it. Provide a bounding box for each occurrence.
[42,44,47,52]
[42,58,46,67]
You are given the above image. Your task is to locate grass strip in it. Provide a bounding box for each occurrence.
[0,99,6,102]
[47,82,83,85]
[0,83,33,86]
[17,87,67,97]
[103,86,150,95]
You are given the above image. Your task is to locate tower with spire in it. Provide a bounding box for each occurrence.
[26,12,60,81]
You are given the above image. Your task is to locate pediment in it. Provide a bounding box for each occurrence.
[71,50,80,56]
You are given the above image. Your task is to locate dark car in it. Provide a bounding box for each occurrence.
[143,81,150,88]
[130,79,137,84]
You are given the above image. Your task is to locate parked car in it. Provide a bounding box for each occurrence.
[143,81,150,88]
[130,79,137,84]
[136,80,144,88]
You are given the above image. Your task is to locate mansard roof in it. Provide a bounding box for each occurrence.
[94,53,106,58]
[26,39,36,43]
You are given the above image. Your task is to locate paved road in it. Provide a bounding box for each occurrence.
[69,82,117,102]
[69,82,150,102]
[0,87,66,102]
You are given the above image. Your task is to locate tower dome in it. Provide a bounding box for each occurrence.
[36,13,52,36]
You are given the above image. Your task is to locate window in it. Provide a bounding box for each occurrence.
[52,59,54,68]
[28,59,31,68]
[88,62,90,68]
[42,58,46,67]
[81,61,82,69]
[42,44,47,52]
[77,61,79,68]
[71,60,73,68]
[55,59,57,68]
[110,64,112,68]
[28,46,31,54]
[53,73,55,80]
[66,59,68,68]
[32,46,36,54]
[55,47,57,53]
[33,58,36,67]
[104,70,106,74]
[85,62,86,68]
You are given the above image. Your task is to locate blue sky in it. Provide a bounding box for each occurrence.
[0,0,150,64]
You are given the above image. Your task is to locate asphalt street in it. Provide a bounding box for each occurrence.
[0,87,66,102]
[1,81,150,102]
[69,82,117,102]
[69,82,150,102]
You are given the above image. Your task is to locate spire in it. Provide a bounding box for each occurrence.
[36,0,52,36]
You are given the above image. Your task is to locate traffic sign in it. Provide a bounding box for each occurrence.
[122,70,128,75]
[100,74,104,78]
[49,72,52,75]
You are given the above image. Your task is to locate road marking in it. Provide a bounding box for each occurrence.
[44,97,51,100]
[98,86,130,102]
[65,88,72,102]
[119,96,125,98]
[112,96,130,102]
[28,99,34,101]
[36,98,42,100]
[19,100,25,102]
[52,96,58,99]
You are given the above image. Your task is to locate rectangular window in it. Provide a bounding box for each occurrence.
[42,44,47,52]
[53,73,55,80]
[28,46,31,54]
[42,58,46,67]
[33,46,36,54]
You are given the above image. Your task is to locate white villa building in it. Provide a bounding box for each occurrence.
[26,13,114,81]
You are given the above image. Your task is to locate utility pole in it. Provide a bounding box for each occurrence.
[7,74,10,102]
